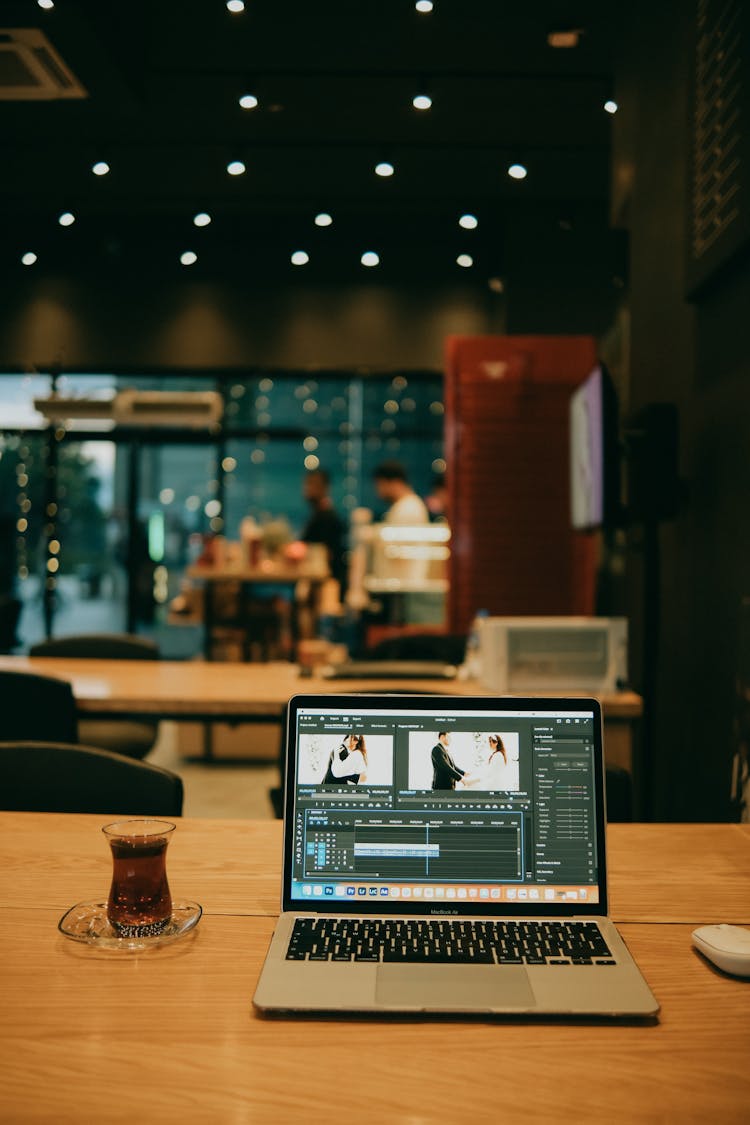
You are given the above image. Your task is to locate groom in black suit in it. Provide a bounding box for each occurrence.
[431,731,466,790]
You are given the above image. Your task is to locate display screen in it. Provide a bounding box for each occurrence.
[284,697,605,914]
[569,363,619,531]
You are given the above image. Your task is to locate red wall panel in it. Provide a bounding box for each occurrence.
[445,335,598,633]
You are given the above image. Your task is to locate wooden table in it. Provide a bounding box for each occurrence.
[187,562,330,660]
[0,654,641,767]
[0,657,644,720]
[1,815,749,1124]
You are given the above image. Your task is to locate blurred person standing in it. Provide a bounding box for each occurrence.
[301,468,347,593]
[372,460,429,526]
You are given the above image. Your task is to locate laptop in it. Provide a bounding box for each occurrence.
[253,694,659,1017]
[321,660,458,680]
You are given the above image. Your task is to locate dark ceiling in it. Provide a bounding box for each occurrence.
[1,0,625,287]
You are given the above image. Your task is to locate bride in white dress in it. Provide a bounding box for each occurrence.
[464,735,518,791]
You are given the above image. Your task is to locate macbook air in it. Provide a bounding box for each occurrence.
[253,694,658,1017]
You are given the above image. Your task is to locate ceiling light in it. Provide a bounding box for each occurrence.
[375,161,395,178]
[226,160,246,176]
[239,93,259,110]
[459,213,478,230]
[37,0,54,8]
[314,212,333,227]
[58,211,76,227]
[456,254,473,268]
[604,99,619,114]
[92,161,110,176]
[413,94,432,110]
[180,251,197,266]
[361,251,380,268]
[193,212,212,227]
[488,277,505,294]
[21,252,37,266]
[415,0,434,11]
[291,250,309,266]
[507,163,527,180]
[547,29,583,48]
[226,0,245,11]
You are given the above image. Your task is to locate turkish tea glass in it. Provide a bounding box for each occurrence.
[102,819,175,937]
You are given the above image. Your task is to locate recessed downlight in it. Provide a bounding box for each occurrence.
[604,99,618,114]
[180,251,197,266]
[507,163,528,180]
[193,212,212,227]
[291,250,310,266]
[459,213,478,230]
[226,0,245,11]
[314,212,333,227]
[21,252,38,266]
[415,0,434,11]
[456,254,474,268]
[361,251,380,267]
[375,161,395,178]
[92,161,110,176]
[413,94,432,110]
[58,211,76,227]
[239,93,259,110]
[226,160,246,176]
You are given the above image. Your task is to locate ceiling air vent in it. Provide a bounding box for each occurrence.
[0,28,87,100]
[113,391,224,428]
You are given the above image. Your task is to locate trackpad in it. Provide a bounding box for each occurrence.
[376,965,535,1010]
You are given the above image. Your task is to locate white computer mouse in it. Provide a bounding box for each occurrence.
[691,924,750,977]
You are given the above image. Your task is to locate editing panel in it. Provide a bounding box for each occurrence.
[300,810,523,882]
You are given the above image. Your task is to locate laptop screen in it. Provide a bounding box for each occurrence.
[283,695,607,916]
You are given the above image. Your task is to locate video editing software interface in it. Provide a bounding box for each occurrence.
[289,702,601,907]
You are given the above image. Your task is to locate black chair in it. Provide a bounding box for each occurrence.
[30,634,161,760]
[0,669,78,743]
[0,741,183,816]
[0,595,21,653]
[605,766,634,822]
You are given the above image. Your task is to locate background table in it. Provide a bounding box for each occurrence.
[0,655,642,771]
[1,814,749,1124]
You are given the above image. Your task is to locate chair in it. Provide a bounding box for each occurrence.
[605,766,634,822]
[0,669,78,743]
[0,741,183,816]
[30,634,161,760]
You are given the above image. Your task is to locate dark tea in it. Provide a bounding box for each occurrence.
[102,820,175,937]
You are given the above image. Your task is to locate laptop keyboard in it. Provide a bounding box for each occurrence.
[286,918,614,965]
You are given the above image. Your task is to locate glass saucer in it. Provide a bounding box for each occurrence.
[58,900,202,952]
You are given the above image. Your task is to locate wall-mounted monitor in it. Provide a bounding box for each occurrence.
[569,363,620,531]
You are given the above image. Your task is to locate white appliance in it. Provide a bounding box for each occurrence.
[476,616,628,694]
